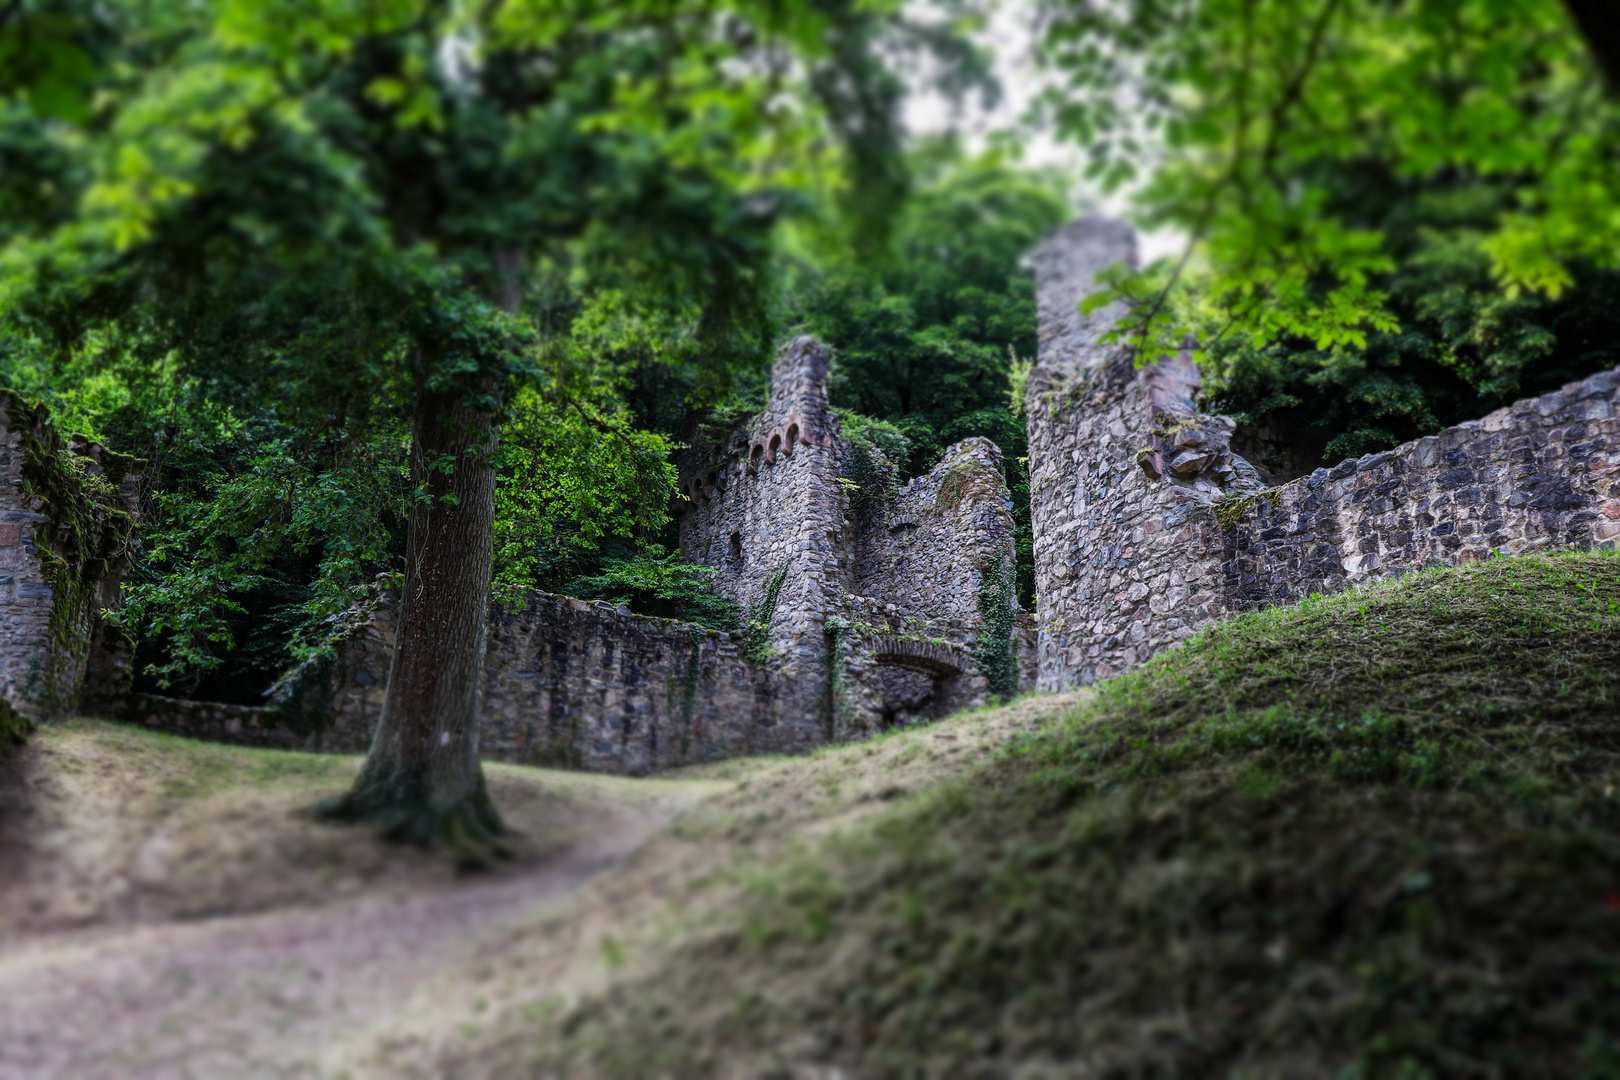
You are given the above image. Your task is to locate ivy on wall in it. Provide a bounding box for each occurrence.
[3,388,140,714]
[823,615,851,742]
[741,565,787,664]
[973,557,1018,703]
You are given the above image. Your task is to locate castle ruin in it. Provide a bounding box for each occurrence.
[1025,217,1620,690]
[128,337,1033,773]
[8,218,1619,769]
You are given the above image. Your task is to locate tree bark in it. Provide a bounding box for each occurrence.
[318,376,505,850]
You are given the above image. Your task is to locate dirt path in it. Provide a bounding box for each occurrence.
[0,814,669,1079]
[0,721,725,1080]
[0,699,1082,1078]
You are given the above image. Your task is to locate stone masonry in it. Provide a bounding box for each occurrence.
[676,336,1030,736]
[0,390,141,717]
[1026,216,1620,690]
[133,336,1033,773]
[27,222,1620,769]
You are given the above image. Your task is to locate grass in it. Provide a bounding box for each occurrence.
[488,551,1620,1078]
[0,718,717,938]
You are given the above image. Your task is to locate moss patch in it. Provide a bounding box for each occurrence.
[971,557,1017,702]
[934,458,1000,514]
[0,696,31,752]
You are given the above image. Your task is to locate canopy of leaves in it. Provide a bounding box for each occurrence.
[1041,0,1620,402]
[787,143,1070,603]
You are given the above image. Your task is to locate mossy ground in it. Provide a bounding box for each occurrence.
[441,551,1620,1078]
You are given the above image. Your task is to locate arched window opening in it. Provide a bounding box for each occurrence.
[767,433,782,464]
[728,531,743,565]
[749,443,764,473]
[785,423,799,456]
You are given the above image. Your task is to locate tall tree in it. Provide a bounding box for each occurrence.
[1,0,922,848]
[1037,0,1620,379]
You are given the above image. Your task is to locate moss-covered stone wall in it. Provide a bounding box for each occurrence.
[0,389,142,719]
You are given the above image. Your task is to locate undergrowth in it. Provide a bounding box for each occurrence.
[528,551,1620,1078]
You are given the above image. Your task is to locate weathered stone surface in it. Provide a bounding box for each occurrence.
[1025,217,1620,690]
[674,337,1032,737]
[0,395,141,717]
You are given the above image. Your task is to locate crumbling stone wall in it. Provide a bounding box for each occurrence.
[852,437,1017,627]
[1026,217,1620,690]
[678,337,1030,735]
[0,391,141,717]
[676,336,847,663]
[135,578,824,774]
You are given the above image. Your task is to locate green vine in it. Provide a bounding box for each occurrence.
[2,389,141,713]
[973,557,1018,703]
[740,565,787,664]
[823,615,850,742]
[666,633,701,759]
[0,696,31,752]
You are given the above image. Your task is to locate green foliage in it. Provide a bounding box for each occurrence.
[127,417,408,696]
[792,144,1064,603]
[562,545,739,633]
[972,558,1018,703]
[1041,0,1620,420]
[1200,172,1620,463]
[833,409,911,507]
[794,144,1068,476]
[741,566,789,665]
[492,380,679,605]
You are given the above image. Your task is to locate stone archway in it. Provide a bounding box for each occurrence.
[869,638,963,728]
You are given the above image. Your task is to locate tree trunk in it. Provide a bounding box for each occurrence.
[318,377,505,850]
[1564,1,1620,96]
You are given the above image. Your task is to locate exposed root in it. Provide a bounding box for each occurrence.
[313,759,510,865]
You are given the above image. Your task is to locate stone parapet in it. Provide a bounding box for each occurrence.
[130,694,302,750]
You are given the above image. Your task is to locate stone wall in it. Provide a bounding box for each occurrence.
[677,336,1031,734]
[675,336,846,681]
[1026,217,1620,690]
[134,578,823,774]
[136,336,1037,774]
[129,694,301,750]
[0,390,141,717]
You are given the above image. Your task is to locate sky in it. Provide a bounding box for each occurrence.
[899,0,1185,263]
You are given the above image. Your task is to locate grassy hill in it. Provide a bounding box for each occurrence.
[432,551,1620,1079]
[4,551,1617,1077]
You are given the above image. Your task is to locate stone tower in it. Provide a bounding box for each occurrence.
[1025,217,1620,690]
